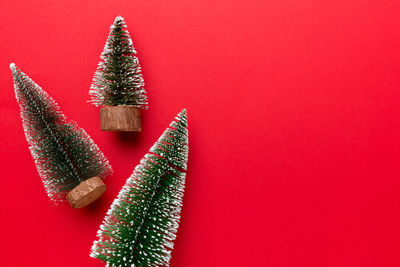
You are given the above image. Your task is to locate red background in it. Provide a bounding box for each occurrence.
[1,0,400,266]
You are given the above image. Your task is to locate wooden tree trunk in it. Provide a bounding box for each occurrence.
[100,106,142,132]
[66,176,106,208]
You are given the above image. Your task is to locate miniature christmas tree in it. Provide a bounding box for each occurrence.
[91,109,189,266]
[11,63,113,208]
[90,16,148,132]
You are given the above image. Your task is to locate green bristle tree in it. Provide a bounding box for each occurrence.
[11,63,112,204]
[89,16,148,108]
[91,109,189,266]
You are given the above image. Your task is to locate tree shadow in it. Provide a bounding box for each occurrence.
[78,193,108,215]
[114,131,143,146]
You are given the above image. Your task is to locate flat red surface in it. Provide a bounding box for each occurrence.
[1,0,400,266]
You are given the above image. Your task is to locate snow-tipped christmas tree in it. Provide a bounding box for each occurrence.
[90,16,147,132]
[91,109,189,266]
[11,63,113,208]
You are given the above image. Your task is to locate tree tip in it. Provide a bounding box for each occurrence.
[178,109,188,125]
[114,16,124,22]
[10,63,18,77]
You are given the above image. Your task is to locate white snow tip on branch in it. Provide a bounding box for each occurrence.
[115,16,124,22]
[10,63,16,71]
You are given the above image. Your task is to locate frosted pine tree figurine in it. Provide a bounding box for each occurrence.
[11,64,113,208]
[91,109,189,266]
[90,16,148,131]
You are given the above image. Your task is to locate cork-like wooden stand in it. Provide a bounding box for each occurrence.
[100,106,142,132]
[66,176,106,209]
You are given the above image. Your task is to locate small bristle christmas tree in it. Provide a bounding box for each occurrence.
[90,16,147,132]
[11,63,113,208]
[91,109,189,266]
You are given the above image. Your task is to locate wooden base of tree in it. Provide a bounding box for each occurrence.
[100,106,142,132]
[66,176,106,208]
